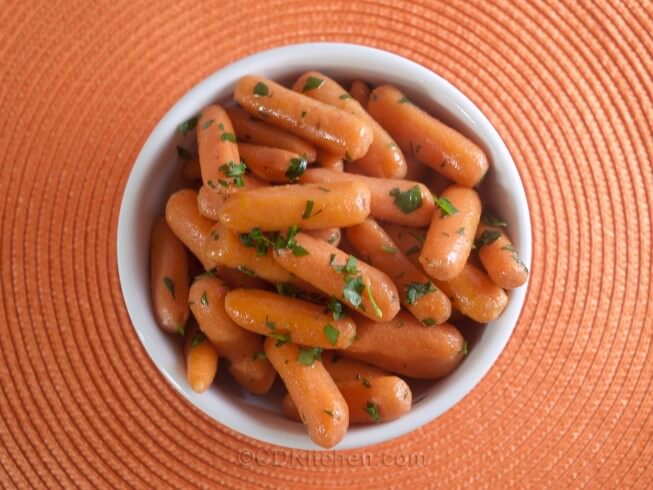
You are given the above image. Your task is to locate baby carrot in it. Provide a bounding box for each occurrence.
[349,80,371,107]
[436,263,508,323]
[264,337,348,448]
[315,148,343,172]
[225,289,356,349]
[420,185,481,281]
[368,85,489,187]
[474,218,528,289]
[218,181,371,232]
[238,143,307,183]
[184,324,219,393]
[197,174,268,220]
[343,311,465,379]
[197,105,240,188]
[150,217,190,333]
[226,106,317,161]
[301,168,434,227]
[189,276,275,394]
[292,71,406,178]
[273,232,400,321]
[165,189,215,269]
[234,75,373,159]
[304,227,341,247]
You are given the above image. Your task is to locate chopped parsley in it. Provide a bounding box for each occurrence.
[365,402,381,423]
[176,324,185,336]
[475,229,502,248]
[271,332,290,346]
[202,119,214,129]
[200,291,208,306]
[339,93,352,100]
[191,331,207,347]
[324,324,340,346]
[317,186,331,193]
[343,275,365,308]
[456,227,466,236]
[163,277,175,298]
[176,146,193,160]
[300,110,307,118]
[177,116,198,135]
[422,318,436,326]
[285,156,307,182]
[398,96,410,104]
[253,81,269,96]
[240,227,270,256]
[389,186,423,214]
[461,341,468,356]
[381,245,398,255]
[405,281,436,305]
[323,409,334,417]
[297,347,322,366]
[436,196,458,216]
[362,378,372,388]
[327,297,344,320]
[220,132,237,143]
[302,76,324,92]
[302,200,322,219]
[366,286,383,318]
[218,160,247,187]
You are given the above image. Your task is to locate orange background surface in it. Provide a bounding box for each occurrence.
[1,0,652,488]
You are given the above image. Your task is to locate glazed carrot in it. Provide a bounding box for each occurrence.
[321,351,387,381]
[225,289,356,349]
[182,159,201,181]
[218,181,371,232]
[273,232,400,321]
[197,174,268,220]
[283,375,411,424]
[475,221,528,289]
[204,222,296,284]
[184,324,219,393]
[293,71,406,178]
[165,189,215,269]
[301,168,434,227]
[315,148,343,172]
[343,311,465,379]
[368,85,489,187]
[189,277,276,394]
[350,80,370,107]
[226,106,317,161]
[346,219,451,325]
[436,263,508,323]
[237,143,307,183]
[214,267,269,290]
[304,227,341,247]
[420,185,481,281]
[382,222,427,268]
[150,217,190,333]
[234,75,373,159]
[264,337,348,448]
[197,105,240,188]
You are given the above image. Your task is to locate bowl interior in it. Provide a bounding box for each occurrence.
[117,43,531,450]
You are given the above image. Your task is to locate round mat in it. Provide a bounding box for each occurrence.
[1,0,652,488]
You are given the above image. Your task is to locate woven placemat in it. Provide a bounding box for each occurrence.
[1,0,652,487]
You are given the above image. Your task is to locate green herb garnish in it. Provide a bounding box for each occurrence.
[436,197,458,216]
[461,340,468,356]
[343,276,365,308]
[339,93,352,100]
[297,347,322,366]
[202,119,214,129]
[200,291,208,306]
[253,81,269,96]
[362,378,372,388]
[271,332,291,346]
[475,230,502,248]
[178,116,198,135]
[381,245,397,255]
[405,281,436,305]
[302,76,324,92]
[285,156,307,182]
[482,210,507,227]
[324,324,340,346]
[163,277,175,298]
[323,409,334,417]
[191,331,207,347]
[422,318,436,326]
[398,96,410,104]
[365,402,381,423]
[366,287,382,318]
[389,186,423,214]
[327,297,344,320]
[301,199,321,219]
[218,160,247,187]
[176,324,185,336]
[176,146,193,160]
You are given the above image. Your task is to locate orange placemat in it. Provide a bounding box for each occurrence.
[1,0,652,488]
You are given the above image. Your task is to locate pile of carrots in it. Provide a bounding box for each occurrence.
[150,71,528,448]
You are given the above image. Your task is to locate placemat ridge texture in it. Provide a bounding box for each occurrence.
[1,0,652,488]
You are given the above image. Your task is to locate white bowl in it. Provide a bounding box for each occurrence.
[117,43,531,450]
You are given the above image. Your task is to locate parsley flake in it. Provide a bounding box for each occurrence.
[475,230,502,248]
[302,76,324,92]
[177,116,198,135]
[253,81,269,96]
[176,146,193,160]
[220,132,237,143]
[163,277,175,298]
[297,347,322,366]
[436,197,458,216]
[285,156,307,182]
[389,186,423,214]
[405,281,436,305]
[271,332,290,346]
[324,324,340,346]
[381,245,398,255]
[365,402,381,423]
[191,331,207,347]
